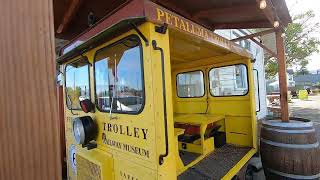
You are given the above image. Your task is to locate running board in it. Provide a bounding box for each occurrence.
[178,145,256,180]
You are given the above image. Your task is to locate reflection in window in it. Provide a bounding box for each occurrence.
[94,36,143,113]
[65,58,90,109]
[209,65,248,96]
[177,71,204,97]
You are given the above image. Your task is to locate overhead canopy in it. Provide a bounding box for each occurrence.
[57,15,252,64]
[153,0,291,29]
[56,17,146,64]
[54,0,292,40]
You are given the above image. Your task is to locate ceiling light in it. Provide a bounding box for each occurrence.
[273,21,280,28]
[260,0,267,9]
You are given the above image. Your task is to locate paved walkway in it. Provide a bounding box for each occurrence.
[289,95,320,140]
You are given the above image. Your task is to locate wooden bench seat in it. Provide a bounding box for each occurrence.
[173,113,225,156]
[174,113,225,125]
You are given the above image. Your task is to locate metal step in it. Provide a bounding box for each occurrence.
[178,145,251,180]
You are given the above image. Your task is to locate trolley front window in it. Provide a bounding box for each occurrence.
[65,58,90,110]
[176,71,205,98]
[94,36,144,114]
[209,64,248,96]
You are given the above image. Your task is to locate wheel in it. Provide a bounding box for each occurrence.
[245,165,254,180]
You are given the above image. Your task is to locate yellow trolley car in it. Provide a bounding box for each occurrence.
[58,1,258,179]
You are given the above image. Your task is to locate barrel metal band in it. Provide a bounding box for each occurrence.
[261,138,319,149]
[263,120,313,128]
[263,127,315,134]
[267,168,320,179]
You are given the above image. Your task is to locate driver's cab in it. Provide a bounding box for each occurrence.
[59,1,257,179]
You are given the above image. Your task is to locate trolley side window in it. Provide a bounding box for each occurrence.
[176,71,205,98]
[94,36,144,114]
[209,64,248,96]
[65,58,90,110]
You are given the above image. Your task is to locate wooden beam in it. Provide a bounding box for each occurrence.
[193,4,257,19]
[275,30,289,122]
[0,0,61,179]
[250,37,277,57]
[212,20,271,29]
[57,0,83,34]
[231,29,275,42]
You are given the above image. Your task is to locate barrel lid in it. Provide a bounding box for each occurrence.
[262,120,313,128]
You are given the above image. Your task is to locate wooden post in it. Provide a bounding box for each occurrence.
[276,30,289,122]
[0,0,61,180]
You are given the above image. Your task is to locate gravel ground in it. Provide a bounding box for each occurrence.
[289,95,320,140]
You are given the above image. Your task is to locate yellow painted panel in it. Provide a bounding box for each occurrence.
[208,99,251,116]
[178,142,203,154]
[215,118,226,131]
[226,116,252,135]
[225,116,252,146]
[113,155,157,180]
[174,101,207,113]
[203,137,214,155]
[226,133,253,147]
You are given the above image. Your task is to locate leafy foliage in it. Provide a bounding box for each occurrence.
[66,86,81,109]
[265,10,320,79]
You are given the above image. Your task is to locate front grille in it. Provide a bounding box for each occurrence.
[76,154,101,180]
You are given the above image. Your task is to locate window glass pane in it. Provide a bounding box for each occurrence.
[177,71,204,97]
[94,37,143,113]
[209,65,248,96]
[65,59,90,109]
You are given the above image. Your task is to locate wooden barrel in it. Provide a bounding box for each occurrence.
[260,118,320,180]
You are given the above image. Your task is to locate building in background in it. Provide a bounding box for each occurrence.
[268,69,320,91]
[294,74,320,88]
[309,69,320,75]
[267,69,295,92]
[215,29,267,120]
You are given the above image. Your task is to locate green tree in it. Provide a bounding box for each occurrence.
[265,10,320,79]
[66,86,81,108]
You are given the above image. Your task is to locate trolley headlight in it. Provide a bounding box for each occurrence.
[72,116,97,145]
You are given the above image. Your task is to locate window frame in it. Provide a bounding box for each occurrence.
[176,70,206,98]
[253,69,261,112]
[64,57,91,111]
[208,63,249,97]
[93,34,145,115]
